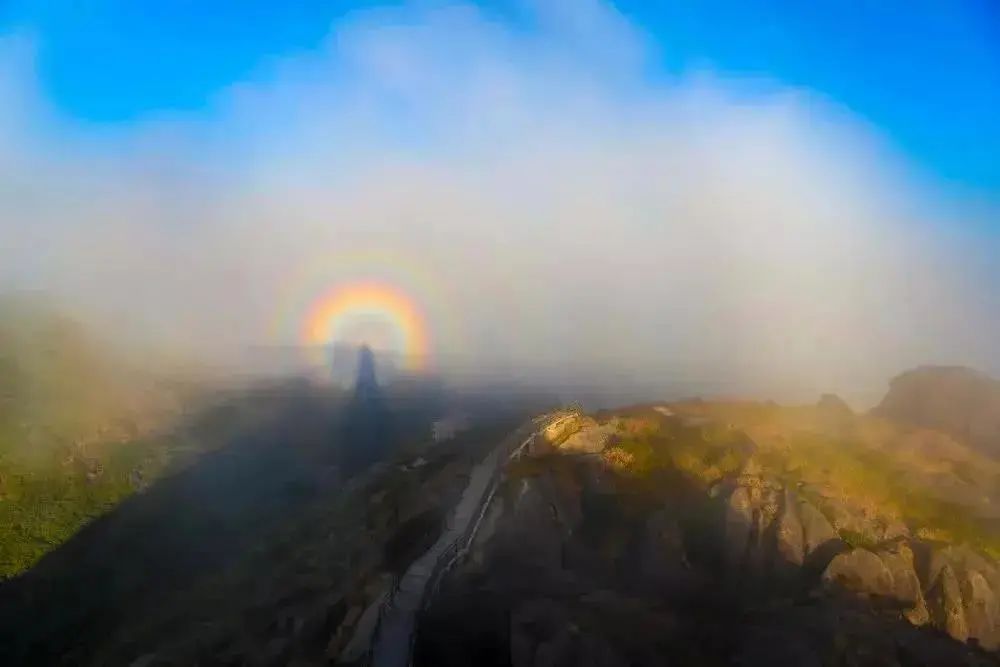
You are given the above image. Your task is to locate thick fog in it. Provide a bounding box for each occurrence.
[2,1,998,404]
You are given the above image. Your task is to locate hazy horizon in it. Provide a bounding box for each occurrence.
[2,1,998,403]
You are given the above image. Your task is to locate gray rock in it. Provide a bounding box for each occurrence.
[822,548,895,598]
[797,498,840,557]
[926,564,969,643]
[745,487,781,580]
[923,544,1000,648]
[775,490,805,567]
[540,414,589,447]
[960,568,1000,649]
[556,425,614,454]
[876,541,929,625]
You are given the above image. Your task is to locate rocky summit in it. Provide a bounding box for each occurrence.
[416,402,1000,667]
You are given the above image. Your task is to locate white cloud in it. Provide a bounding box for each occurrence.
[1,2,997,404]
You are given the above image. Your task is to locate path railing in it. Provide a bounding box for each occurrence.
[358,411,576,667]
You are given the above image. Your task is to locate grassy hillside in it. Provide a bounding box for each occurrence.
[0,299,188,577]
[597,400,1000,558]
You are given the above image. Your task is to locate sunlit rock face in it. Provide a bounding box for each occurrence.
[418,403,1000,666]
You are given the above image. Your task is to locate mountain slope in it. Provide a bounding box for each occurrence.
[874,365,1000,459]
[0,299,195,576]
[419,405,1000,665]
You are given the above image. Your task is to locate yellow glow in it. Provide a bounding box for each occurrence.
[301,282,430,369]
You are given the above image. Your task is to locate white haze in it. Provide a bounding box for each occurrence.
[1,1,998,406]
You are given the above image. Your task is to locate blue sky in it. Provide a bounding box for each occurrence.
[2,1,1000,389]
[2,0,998,201]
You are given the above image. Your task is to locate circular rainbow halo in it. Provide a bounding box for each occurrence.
[301,281,431,370]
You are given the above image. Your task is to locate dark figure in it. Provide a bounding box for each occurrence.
[341,345,394,474]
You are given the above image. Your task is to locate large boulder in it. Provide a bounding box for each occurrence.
[542,414,590,445]
[926,564,970,642]
[529,415,591,456]
[557,424,614,455]
[745,487,782,581]
[774,490,805,568]
[876,541,929,625]
[797,498,840,557]
[822,500,909,544]
[924,544,1000,648]
[764,489,807,588]
[961,569,1000,648]
[821,548,895,598]
[720,476,792,586]
[818,542,932,627]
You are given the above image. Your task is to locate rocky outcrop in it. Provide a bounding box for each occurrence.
[420,417,1000,666]
[927,564,970,642]
[528,413,608,456]
[873,365,1000,458]
[822,500,910,543]
[817,541,933,626]
[557,423,615,455]
[715,470,972,639]
[797,496,840,557]
[822,548,895,597]
[806,537,1000,648]
[774,489,805,568]
[923,545,1000,649]
[720,467,845,589]
[720,460,787,583]
[962,569,999,646]
[674,451,1000,651]
[814,538,1000,647]
[877,541,929,625]
[542,413,589,444]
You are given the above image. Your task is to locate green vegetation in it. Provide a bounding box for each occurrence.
[0,438,171,576]
[600,417,750,487]
[587,404,1000,559]
[0,299,187,578]
[667,402,1000,559]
